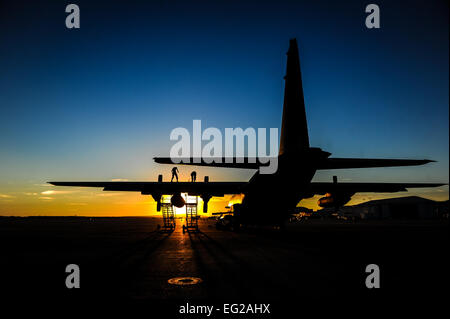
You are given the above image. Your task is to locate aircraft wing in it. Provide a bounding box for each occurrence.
[316,158,434,170]
[48,181,246,196]
[307,182,445,195]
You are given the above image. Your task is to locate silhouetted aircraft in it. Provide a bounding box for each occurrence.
[50,39,444,228]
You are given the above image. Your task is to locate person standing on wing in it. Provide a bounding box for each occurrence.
[171,167,179,182]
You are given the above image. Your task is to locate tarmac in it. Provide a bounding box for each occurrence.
[0,216,448,311]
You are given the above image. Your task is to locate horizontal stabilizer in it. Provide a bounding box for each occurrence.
[153,157,274,169]
[316,158,435,170]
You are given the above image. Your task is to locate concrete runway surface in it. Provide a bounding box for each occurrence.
[0,217,448,312]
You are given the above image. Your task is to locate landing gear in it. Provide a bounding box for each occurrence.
[231,221,240,232]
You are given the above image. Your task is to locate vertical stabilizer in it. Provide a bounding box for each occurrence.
[279,39,310,155]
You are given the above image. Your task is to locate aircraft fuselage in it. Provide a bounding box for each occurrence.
[235,148,330,225]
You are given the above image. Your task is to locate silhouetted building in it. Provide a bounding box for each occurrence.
[348,196,446,219]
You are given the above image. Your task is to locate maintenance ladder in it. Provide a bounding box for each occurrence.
[184,195,199,233]
[160,197,176,232]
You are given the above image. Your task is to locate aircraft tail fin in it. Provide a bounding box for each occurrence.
[279,38,310,155]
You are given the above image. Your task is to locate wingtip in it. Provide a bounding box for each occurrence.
[428,182,446,187]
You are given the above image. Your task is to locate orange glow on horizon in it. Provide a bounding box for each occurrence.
[0,179,448,216]
[227,194,244,208]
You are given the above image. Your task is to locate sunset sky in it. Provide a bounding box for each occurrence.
[0,0,448,216]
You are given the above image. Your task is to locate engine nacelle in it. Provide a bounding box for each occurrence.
[317,193,352,208]
[171,193,185,208]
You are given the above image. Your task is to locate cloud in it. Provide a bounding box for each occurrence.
[68,202,87,206]
[23,192,38,196]
[111,178,129,181]
[39,197,54,200]
[96,193,123,197]
[0,194,15,199]
[41,190,78,195]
